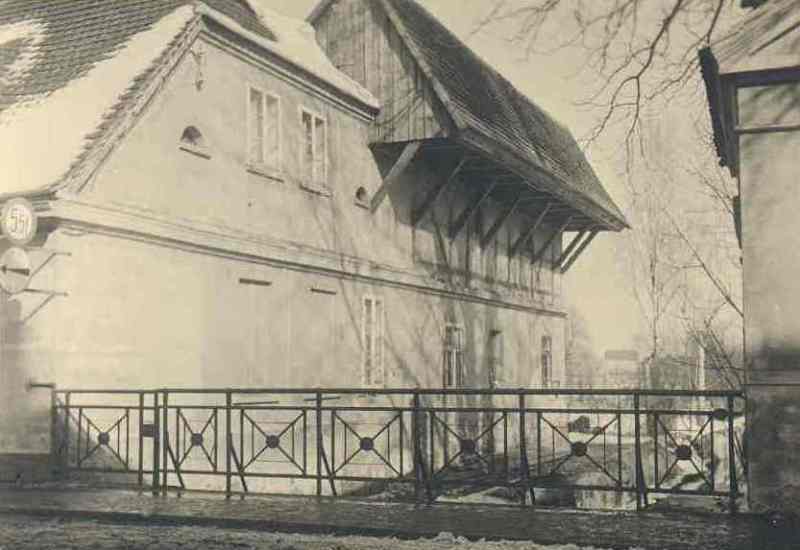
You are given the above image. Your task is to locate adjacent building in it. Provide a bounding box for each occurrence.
[700,0,800,514]
[0,0,626,465]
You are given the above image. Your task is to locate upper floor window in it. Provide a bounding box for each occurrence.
[444,324,465,387]
[248,86,280,170]
[301,109,327,186]
[541,335,553,388]
[362,296,385,387]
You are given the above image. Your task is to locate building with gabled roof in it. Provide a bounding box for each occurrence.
[0,0,624,483]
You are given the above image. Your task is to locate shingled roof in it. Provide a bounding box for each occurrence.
[0,0,375,198]
[310,0,628,230]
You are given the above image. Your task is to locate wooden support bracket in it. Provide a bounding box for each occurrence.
[411,156,468,227]
[560,229,599,273]
[556,228,588,268]
[481,196,521,248]
[531,216,572,265]
[448,180,498,240]
[370,141,423,212]
[510,203,551,259]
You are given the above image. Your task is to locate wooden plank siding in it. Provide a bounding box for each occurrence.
[313,0,447,143]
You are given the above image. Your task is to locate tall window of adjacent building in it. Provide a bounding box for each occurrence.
[301,109,327,186]
[541,335,552,388]
[488,329,504,388]
[362,296,384,387]
[444,325,465,387]
[248,87,280,169]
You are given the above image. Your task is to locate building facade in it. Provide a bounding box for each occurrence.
[0,0,625,467]
[701,0,800,514]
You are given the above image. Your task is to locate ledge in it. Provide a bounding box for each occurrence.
[178,144,211,160]
[246,163,284,183]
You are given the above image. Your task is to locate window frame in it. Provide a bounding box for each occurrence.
[541,334,553,388]
[488,329,504,388]
[246,84,282,179]
[361,295,385,388]
[299,106,328,190]
[443,323,465,388]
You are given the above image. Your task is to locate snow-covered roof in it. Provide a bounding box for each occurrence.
[241,1,377,109]
[0,0,377,198]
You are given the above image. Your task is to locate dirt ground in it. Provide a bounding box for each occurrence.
[0,514,630,550]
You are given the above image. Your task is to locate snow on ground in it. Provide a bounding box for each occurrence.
[0,6,195,196]
[0,514,644,550]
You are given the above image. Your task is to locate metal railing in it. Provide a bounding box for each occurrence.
[51,387,746,511]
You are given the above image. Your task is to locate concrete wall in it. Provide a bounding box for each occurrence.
[0,28,568,469]
[737,76,800,513]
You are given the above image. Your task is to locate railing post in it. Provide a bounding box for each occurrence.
[162,391,169,495]
[633,393,648,511]
[138,392,144,488]
[152,391,160,496]
[226,390,232,499]
[63,392,71,469]
[518,393,533,507]
[412,392,421,503]
[727,395,738,513]
[316,391,323,497]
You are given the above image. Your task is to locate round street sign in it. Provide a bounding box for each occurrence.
[0,246,32,294]
[1,197,38,246]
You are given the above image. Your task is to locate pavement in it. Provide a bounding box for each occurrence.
[0,487,798,550]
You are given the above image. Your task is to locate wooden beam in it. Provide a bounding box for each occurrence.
[531,216,572,265]
[509,203,551,259]
[560,230,599,273]
[481,196,521,248]
[556,229,588,267]
[370,141,423,211]
[449,180,498,240]
[411,156,468,227]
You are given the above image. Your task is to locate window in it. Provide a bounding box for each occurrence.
[301,109,327,186]
[444,325,465,387]
[248,87,280,170]
[179,125,210,158]
[488,330,504,388]
[541,335,552,388]
[362,296,384,387]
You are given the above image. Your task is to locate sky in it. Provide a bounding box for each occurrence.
[269,0,687,353]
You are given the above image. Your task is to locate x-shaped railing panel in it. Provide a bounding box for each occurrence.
[75,408,130,471]
[428,411,506,480]
[240,410,306,474]
[331,411,403,477]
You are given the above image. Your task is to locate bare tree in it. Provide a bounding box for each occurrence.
[474,0,744,148]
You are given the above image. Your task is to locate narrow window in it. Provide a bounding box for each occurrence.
[301,109,327,186]
[248,87,265,165]
[541,335,552,388]
[444,325,465,387]
[265,94,280,167]
[248,87,281,170]
[488,329,504,388]
[362,296,384,386]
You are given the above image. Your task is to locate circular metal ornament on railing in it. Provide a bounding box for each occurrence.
[360,437,375,452]
[571,441,588,457]
[190,433,204,446]
[675,444,693,461]
[265,434,281,449]
[459,438,477,455]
